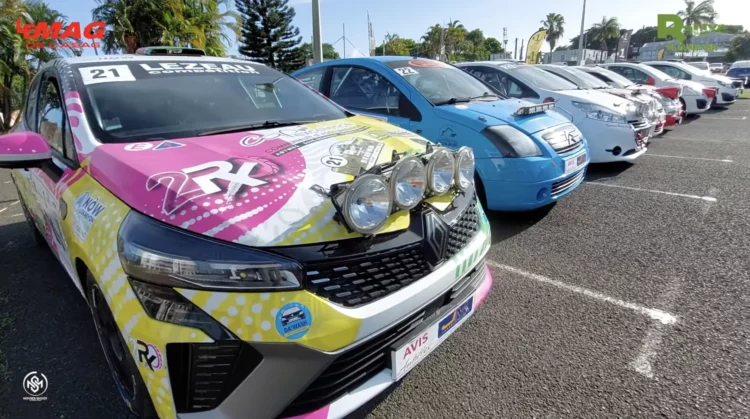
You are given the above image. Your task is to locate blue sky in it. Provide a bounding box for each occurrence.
[52,0,750,58]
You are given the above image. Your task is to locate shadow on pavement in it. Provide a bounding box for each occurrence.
[0,220,129,419]
[584,161,634,182]
[679,114,701,125]
[485,204,556,244]
[345,380,404,418]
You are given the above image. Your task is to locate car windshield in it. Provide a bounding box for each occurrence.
[634,65,672,81]
[499,64,579,91]
[731,61,750,68]
[553,67,610,89]
[383,59,503,105]
[72,60,347,143]
[587,68,634,88]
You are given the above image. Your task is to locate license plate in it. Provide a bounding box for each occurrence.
[564,152,587,174]
[391,296,475,381]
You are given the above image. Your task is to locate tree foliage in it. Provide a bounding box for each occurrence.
[725,34,750,62]
[235,0,304,72]
[677,0,718,27]
[300,42,340,60]
[541,13,565,52]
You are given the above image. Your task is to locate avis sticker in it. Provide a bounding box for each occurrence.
[394,67,419,76]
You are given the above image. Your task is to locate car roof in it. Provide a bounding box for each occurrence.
[60,54,267,66]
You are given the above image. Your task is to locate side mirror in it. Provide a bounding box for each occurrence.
[0,132,52,169]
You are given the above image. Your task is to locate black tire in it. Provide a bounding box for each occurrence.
[86,272,158,418]
[17,193,45,247]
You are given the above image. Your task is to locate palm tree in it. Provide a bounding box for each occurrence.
[541,13,565,52]
[589,16,621,54]
[677,0,718,27]
[383,32,399,55]
[421,24,443,59]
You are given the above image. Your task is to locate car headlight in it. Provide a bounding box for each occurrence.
[454,147,475,191]
[481,125,542,158]
[390,156,426,210]
[118,211,302,291]
[426,148,455,195]
[340,174,392,234]
[571,101,627,124]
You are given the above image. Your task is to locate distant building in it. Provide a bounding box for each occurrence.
[546,48,609,65]
[637,33,737,63]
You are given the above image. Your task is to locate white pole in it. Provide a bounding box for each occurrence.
[577,0,587,65]
[312,0,323,63]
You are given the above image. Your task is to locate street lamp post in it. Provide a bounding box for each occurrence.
[577,0,587,65]
[312,0,323,63]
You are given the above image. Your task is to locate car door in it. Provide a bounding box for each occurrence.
[326,65,421,131]
[22,70,78,278]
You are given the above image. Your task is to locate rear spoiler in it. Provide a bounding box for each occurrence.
[513,102,555,116]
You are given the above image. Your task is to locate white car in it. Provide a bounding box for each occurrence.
[643,61,740,107]
[539,65,666,137]
[687,61,711,74]
[602,62,712,116]
[458,61,650,163]
[709,62,724,73]
[579,66,684,128]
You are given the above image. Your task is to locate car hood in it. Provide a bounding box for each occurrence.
[434,98,570,134]
[727,67,750,76]
[710,74,735,84]
[602,88,652,104]
[84,116,432,247]
[557,89,632,114]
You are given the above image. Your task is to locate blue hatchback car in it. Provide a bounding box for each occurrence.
[292,57,590,211]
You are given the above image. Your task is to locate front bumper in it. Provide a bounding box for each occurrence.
[120,196,493,419]
[476,144,589,211]
[176,232,492,419]
[577,118,648,163]
[683,94,710,115]
[714,86,738,105]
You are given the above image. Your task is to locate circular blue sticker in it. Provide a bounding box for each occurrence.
[275,302,312,340]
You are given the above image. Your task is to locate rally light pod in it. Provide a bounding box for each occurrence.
[513,102,555,116]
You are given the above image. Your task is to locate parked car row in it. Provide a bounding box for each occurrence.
[0,46,744,419]
[292,56,743,213]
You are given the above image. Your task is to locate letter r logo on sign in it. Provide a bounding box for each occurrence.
[657,14,686,42]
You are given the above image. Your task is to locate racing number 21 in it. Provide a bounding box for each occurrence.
[79,65,136,85]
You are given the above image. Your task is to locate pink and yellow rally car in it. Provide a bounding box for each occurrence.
[0,50,492,419]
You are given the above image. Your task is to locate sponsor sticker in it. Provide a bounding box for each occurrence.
[79,65,136,85]
[153,141,185,151]
[72,192,105,242]
[321,155,349,169]
[124,143,153,151]
[275,302,312,340]
[139,62,260,75]
[128,338,163,371]
[329,138,384,175]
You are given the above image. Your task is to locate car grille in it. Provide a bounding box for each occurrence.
[697,98,708,109]
[721,92,736,102]
[305,196,480,308]
[305,246,432,307]
[167,341,263,413]
[540,124,584,155]
[629,119,649,130]
[551,169,585,196]
[446,196,479,258]
[280,262,486,418]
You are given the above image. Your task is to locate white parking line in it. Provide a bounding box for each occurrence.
[585,182,717,202]
[631,278,681,379]
[661,137,746,144]
[701,116,747,120]
[644,154,733,163]
[486,261,677,325]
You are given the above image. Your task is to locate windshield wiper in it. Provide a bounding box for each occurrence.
[433,97,472,106]
[198,120,317,136]
[434,92,500,106]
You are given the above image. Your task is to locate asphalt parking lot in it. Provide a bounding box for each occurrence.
[1,101,749,419]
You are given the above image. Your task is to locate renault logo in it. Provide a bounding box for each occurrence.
[424,211,449,266]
